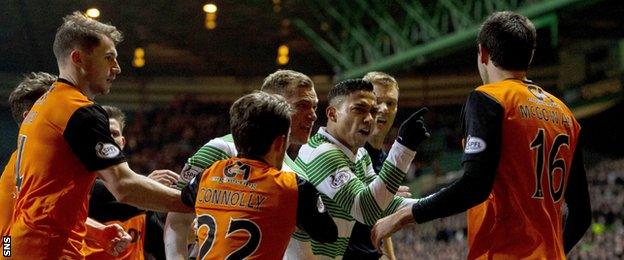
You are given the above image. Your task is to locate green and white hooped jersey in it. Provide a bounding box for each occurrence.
[295,127,417,259]
[177,134,317,260]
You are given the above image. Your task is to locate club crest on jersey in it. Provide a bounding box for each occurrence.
[95,142,120,159]
[224,161,251,181]
[464,135,486,154]
[329,168,350,189]
[527,85,556,105]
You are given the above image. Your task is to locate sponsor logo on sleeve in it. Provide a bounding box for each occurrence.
[181,164,203,182]
[329,168,351,189]
[316,196,326,213]
[95,142,120,159]
[464,135,486,154]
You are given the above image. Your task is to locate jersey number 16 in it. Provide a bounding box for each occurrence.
[530,128,570,202]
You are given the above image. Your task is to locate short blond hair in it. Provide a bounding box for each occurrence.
[53,11,123,63]
[261,70,314,97]
[363,71,399,89]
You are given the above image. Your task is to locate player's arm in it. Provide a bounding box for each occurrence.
[96,163,191,213]
[295,175,338,243]
[85,217,132,256]
[62,105,191,213]
[409,90,502,223]
[371,91,502,248]
[164,212,195,260]
[165,170,204,259]
[165,138,233,259]
[297,144,412,226]
[175,137,233,189]
[563,142,591,254]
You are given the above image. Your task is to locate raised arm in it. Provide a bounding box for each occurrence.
[296,141,415,226]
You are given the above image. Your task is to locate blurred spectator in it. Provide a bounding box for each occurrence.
[124,95,229,175]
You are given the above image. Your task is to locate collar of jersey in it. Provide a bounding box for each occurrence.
[233,157,271,168]
[54,78,89,100]
[317,127,357,162]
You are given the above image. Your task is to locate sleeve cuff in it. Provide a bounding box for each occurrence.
[386,141,417,173]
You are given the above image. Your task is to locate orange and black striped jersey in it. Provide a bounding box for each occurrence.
[0,152,17,236]
[462,79,580,259]
[9,79,126,259]
[181,157,337,260]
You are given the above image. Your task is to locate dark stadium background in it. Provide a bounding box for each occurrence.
[1,0,623,259]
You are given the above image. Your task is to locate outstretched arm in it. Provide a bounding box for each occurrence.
[96,162,192,213]
[563,145,591,254]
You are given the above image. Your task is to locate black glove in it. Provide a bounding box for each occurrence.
[397,107,430,150]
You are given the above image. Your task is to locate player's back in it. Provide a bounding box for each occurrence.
[0,152,17,236]
[190,157,299,259]
[10,80,123,258]
[466,79,580,259]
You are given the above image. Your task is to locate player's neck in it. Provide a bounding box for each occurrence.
[58,68,95,100]
[326,126,358,154]
[487,68,527,84]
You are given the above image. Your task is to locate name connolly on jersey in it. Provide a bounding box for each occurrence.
[197,187,267,211]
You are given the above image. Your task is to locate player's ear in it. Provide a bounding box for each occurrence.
[70,49,83,67]
[326,105,337,122]
[119,136,126,150]
[272,134,287,154]
[22,110,30,120]
[478,44,489,65]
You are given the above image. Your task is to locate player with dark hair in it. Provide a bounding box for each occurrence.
[179,92,336,259]
[8,12,190,259]
[372,11,591,259]
[295,79,430,258]
[343,71,405,259]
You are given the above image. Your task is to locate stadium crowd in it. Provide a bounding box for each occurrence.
[123,96,229,174]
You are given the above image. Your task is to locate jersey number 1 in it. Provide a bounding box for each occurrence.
[15,134,27,194]
[197,214,261,260]
[530,128,569,202]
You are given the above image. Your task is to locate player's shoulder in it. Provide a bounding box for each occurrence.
[48,81,95,113]
[355,147,370,161]
[203,134,237,155]
[473,82,509,104]
[299,139,345,164]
